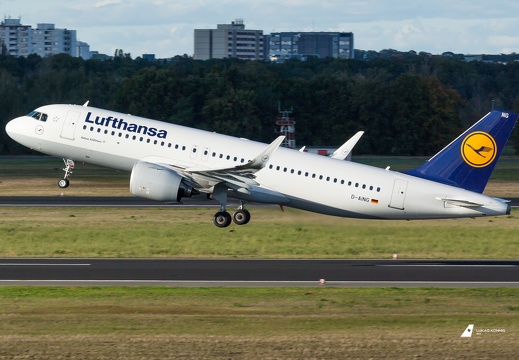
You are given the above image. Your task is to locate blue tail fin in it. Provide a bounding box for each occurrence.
[406,110,518,193]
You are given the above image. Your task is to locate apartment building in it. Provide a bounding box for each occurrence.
[32,23,77,57]
[194,19,264,60]
[0,18,33,57]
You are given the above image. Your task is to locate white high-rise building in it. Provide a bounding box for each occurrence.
[32,23,77,57]
[194,19,263,60]
[77,41,91,60]
[0,18,33,57]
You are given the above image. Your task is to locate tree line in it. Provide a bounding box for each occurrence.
[1,53,518,155]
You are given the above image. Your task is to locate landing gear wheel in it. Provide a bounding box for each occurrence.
[59,159,75,189]
[233,209,251,225]
[58,178,70,189]
[213,211,232,228]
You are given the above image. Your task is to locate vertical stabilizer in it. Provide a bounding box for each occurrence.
[406,111,518,193]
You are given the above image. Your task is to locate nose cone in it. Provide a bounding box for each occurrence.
[5,119,15,138]
[5,117,26,142]
[5,117,27,140]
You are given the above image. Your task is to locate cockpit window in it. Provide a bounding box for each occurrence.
[27,111,48,122]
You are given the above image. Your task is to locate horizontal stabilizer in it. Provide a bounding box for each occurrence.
[435,197,483,207]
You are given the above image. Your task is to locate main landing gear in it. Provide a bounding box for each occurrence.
[211,184,251,228]
[58,158,75,189]
[213,203,251,228]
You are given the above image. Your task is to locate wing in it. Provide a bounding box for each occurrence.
[330,131,364,161]
[176,136,285,194]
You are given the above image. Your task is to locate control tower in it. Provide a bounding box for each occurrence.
[276,107,296,148]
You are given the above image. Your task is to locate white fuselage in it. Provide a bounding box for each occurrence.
[5,104,509,219]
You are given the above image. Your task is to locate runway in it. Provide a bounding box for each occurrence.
[1,258,518,287]
[0,195,225,208]
[1,197,518,287]
[0,196,518,207]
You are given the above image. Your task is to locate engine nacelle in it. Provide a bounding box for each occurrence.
[130,161,195,202]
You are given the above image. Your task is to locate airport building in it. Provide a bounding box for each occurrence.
[194,19,264,60]
[265,32,354,62]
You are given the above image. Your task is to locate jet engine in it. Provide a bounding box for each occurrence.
[130,161,196,202]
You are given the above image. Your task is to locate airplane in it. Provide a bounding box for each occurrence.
[5,102,518,227]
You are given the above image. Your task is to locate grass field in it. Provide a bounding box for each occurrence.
[0,207,518,259]
[0,287,517,359]
[1,156,518,358]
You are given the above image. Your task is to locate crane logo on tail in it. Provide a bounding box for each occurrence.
[461,132,497,168]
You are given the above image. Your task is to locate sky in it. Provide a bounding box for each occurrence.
[2,0,519,59]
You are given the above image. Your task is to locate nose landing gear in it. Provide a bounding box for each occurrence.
[58,158,75,188]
